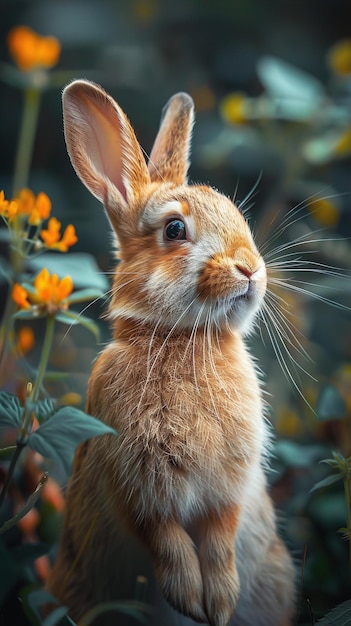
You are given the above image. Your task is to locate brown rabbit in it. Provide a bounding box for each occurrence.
[47,80,295,626]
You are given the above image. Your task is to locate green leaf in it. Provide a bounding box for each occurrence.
[29,252,109,291]
[66,288,105,304]
[79,601,151,625]
[0,391,23,429]
[0,473,48,535]
[42,606,74,626]
[274,440,325,468]
[317,385,346,420]
[316,599,351,624]
[13,309,46,320]
[0,445,17,458]
[28,407,116,476]
[310,472,343,493]
[21,587,75,626]
[34,398,57,424]
[55,311,100,340]
[257,55,324,120]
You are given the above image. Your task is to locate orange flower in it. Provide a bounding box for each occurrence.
[15,188,35,215]
[12,268,74,316]
[7,26,60,72]
[58,224,78,251]
[17,326,35,354]
[0,190,18,223]
[39,216,61,246]
[12,283,30,309]
[15,189,51,225]
[33,268,73,307]
[40,217,78,251]
[29,192,52,225]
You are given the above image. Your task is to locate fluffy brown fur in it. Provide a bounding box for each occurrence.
[47,80,295,626]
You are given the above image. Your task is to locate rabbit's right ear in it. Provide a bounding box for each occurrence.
[148,92,194,185]
[62,80,150,236]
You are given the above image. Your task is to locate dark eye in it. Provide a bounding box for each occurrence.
[164,219,187,241]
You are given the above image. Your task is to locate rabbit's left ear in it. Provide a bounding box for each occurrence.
[62,80,150,212]
[148,92,194,185]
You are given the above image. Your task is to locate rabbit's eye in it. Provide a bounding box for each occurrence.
[164,219,187,241]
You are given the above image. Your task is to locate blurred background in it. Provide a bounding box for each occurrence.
[1,0,351,624]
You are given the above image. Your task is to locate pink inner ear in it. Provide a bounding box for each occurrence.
[81,95,127,202]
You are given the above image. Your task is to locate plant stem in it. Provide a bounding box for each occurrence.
[0,86,41,380]
[30,314,55,404]
[0,441,26,509]
[0,316,55,506]
[12,86,41,197]
[0,291,15,378]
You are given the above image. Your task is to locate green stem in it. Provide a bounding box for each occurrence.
[30,314,55,404]
[0,316,55,506]
[12,87,42,197]
[0,87,42,377]
[0,291,15,376]
[0,441,26,509]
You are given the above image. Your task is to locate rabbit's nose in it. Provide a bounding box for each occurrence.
[235,264,253,279]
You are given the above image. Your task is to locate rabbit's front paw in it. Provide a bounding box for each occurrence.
[155,539,207,623]
[203,565,240,626]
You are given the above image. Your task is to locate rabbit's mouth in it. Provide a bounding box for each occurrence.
[230,278,258,303]
[221,279,265,332]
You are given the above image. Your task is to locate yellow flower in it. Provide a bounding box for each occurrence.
[0,190,18,223]
[59,392,82,407]
[328,39,351,76]
[12,283,30,309]
[308,198,339,227]
[12,268,74,316]
[40,217,78,251]
[334,128,351,157]
[17,326,35,354]
[221,93,249,124]
[15,189,52,225]
[276,408,304,437]
[7,26,60,72]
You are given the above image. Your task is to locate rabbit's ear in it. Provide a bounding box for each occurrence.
[148,92,194,185]
[62,80,150,229]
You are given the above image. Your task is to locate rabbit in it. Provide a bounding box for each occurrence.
[47,80,295,626]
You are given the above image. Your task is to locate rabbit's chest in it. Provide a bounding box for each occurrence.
[89,336,266,518]
[112,345,265,518]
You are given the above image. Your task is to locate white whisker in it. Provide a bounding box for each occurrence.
[269,278,350,311]
[264,291,313,366]
[260,306,315,412]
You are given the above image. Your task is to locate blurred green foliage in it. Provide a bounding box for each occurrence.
[0,1,350,624]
